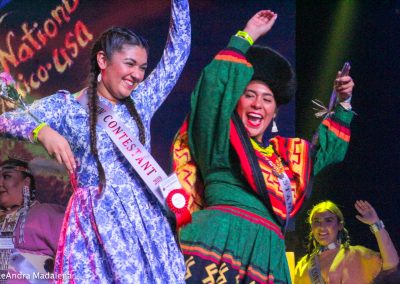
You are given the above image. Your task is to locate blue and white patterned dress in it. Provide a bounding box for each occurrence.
[0,0,191,282]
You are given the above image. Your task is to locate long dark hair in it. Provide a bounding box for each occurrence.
[305,200,351,260]
[88,27,149,189]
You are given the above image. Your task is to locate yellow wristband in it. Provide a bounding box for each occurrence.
[235,30,254,45]
[32,122,48,143]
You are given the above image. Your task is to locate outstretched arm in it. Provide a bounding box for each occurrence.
[134,0,191,117]
[313,71,355,175]
[355,200,399,271]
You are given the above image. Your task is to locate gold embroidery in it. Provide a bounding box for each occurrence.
[216,262,229,284]
[203,263,218,284]
[185,256,195,280]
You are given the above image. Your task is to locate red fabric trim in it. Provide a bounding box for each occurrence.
[208,205,283,239]
[54,195,73,283]
[229,120,258,193]
[215,50,252,66]
[218,49,247,59]
[322,118,351,142]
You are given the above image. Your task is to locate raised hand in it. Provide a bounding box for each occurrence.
[37,126,76,173]
[334,71,355,102]
[355,200,379,225]
[243,10,278,43]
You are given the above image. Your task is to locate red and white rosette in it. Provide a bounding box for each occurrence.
[166,189,191,228]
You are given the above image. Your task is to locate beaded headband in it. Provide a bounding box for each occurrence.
[0,164,32,175]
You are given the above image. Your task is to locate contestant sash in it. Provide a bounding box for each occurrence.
[76,90,167,205]
[76,90,191,226]
[309,255,325,284]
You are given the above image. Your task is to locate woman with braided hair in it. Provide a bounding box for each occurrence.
[0,0,191,282]
[0,158,64,282]
[295,200,399,283]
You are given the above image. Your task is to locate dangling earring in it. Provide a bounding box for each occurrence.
[271,119,278,133]
[19,185,30,243]
[97,73,102,82]
[23,185,30,207]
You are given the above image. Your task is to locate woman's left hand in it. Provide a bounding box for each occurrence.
[355,200,379,225]
[334,71,355,101]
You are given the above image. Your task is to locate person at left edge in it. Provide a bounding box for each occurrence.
[0,158,65,283]
[0,0,191,282]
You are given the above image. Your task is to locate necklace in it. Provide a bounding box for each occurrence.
[319,241,340,253]
[0,208,22,279]
[250,139,285,177]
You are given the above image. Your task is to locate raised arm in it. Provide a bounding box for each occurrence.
[133,0,191,116]
[312,71,355,175]
[355,200,399,271]
[188,10,277,170]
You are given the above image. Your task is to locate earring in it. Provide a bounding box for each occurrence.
[271,119,278,133]
[23,185,30,207]
[19,185,30,244]
[97,73,102,82]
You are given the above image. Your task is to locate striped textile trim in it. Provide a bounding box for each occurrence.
[215,50,252,67]
[322,118,351,142]
[181,243,275,283]
[208,205,283,239]
[229,120,258,194]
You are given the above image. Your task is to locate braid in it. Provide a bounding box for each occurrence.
[122,97,146,145]
[85,26,149,190]
[339,227,351,249]
[305,231,318,261]
[88,60,106,190]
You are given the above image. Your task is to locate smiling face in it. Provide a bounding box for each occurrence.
[311,210,343,247]
[97,44,148,104]
[236,80,277,142]
[0,169,29,209]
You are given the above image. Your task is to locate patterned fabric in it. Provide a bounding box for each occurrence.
[172,118,205,213]
[229,113,312,227]
[181,206,288,284]
[175,36,353,283]
[0,0,191,283]
[295,245,382,284]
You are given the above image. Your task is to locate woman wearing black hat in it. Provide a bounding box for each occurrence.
[171,10,354,283]
[0,158,65,281]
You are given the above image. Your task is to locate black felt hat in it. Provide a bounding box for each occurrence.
[246,46,296,106]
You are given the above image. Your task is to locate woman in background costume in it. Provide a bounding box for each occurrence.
[0,0,191,282]
[295,200,399,284]
[172,10,354,283]
[0,158,65,283]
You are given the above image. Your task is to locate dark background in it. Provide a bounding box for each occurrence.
[293,0,400,260]
[1,0,399,262]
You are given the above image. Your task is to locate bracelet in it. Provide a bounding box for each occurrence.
[32,122,48,143]
[235,30,254,45]
[370,220,385,234]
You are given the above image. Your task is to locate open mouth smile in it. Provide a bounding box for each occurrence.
[247,112,263,127]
